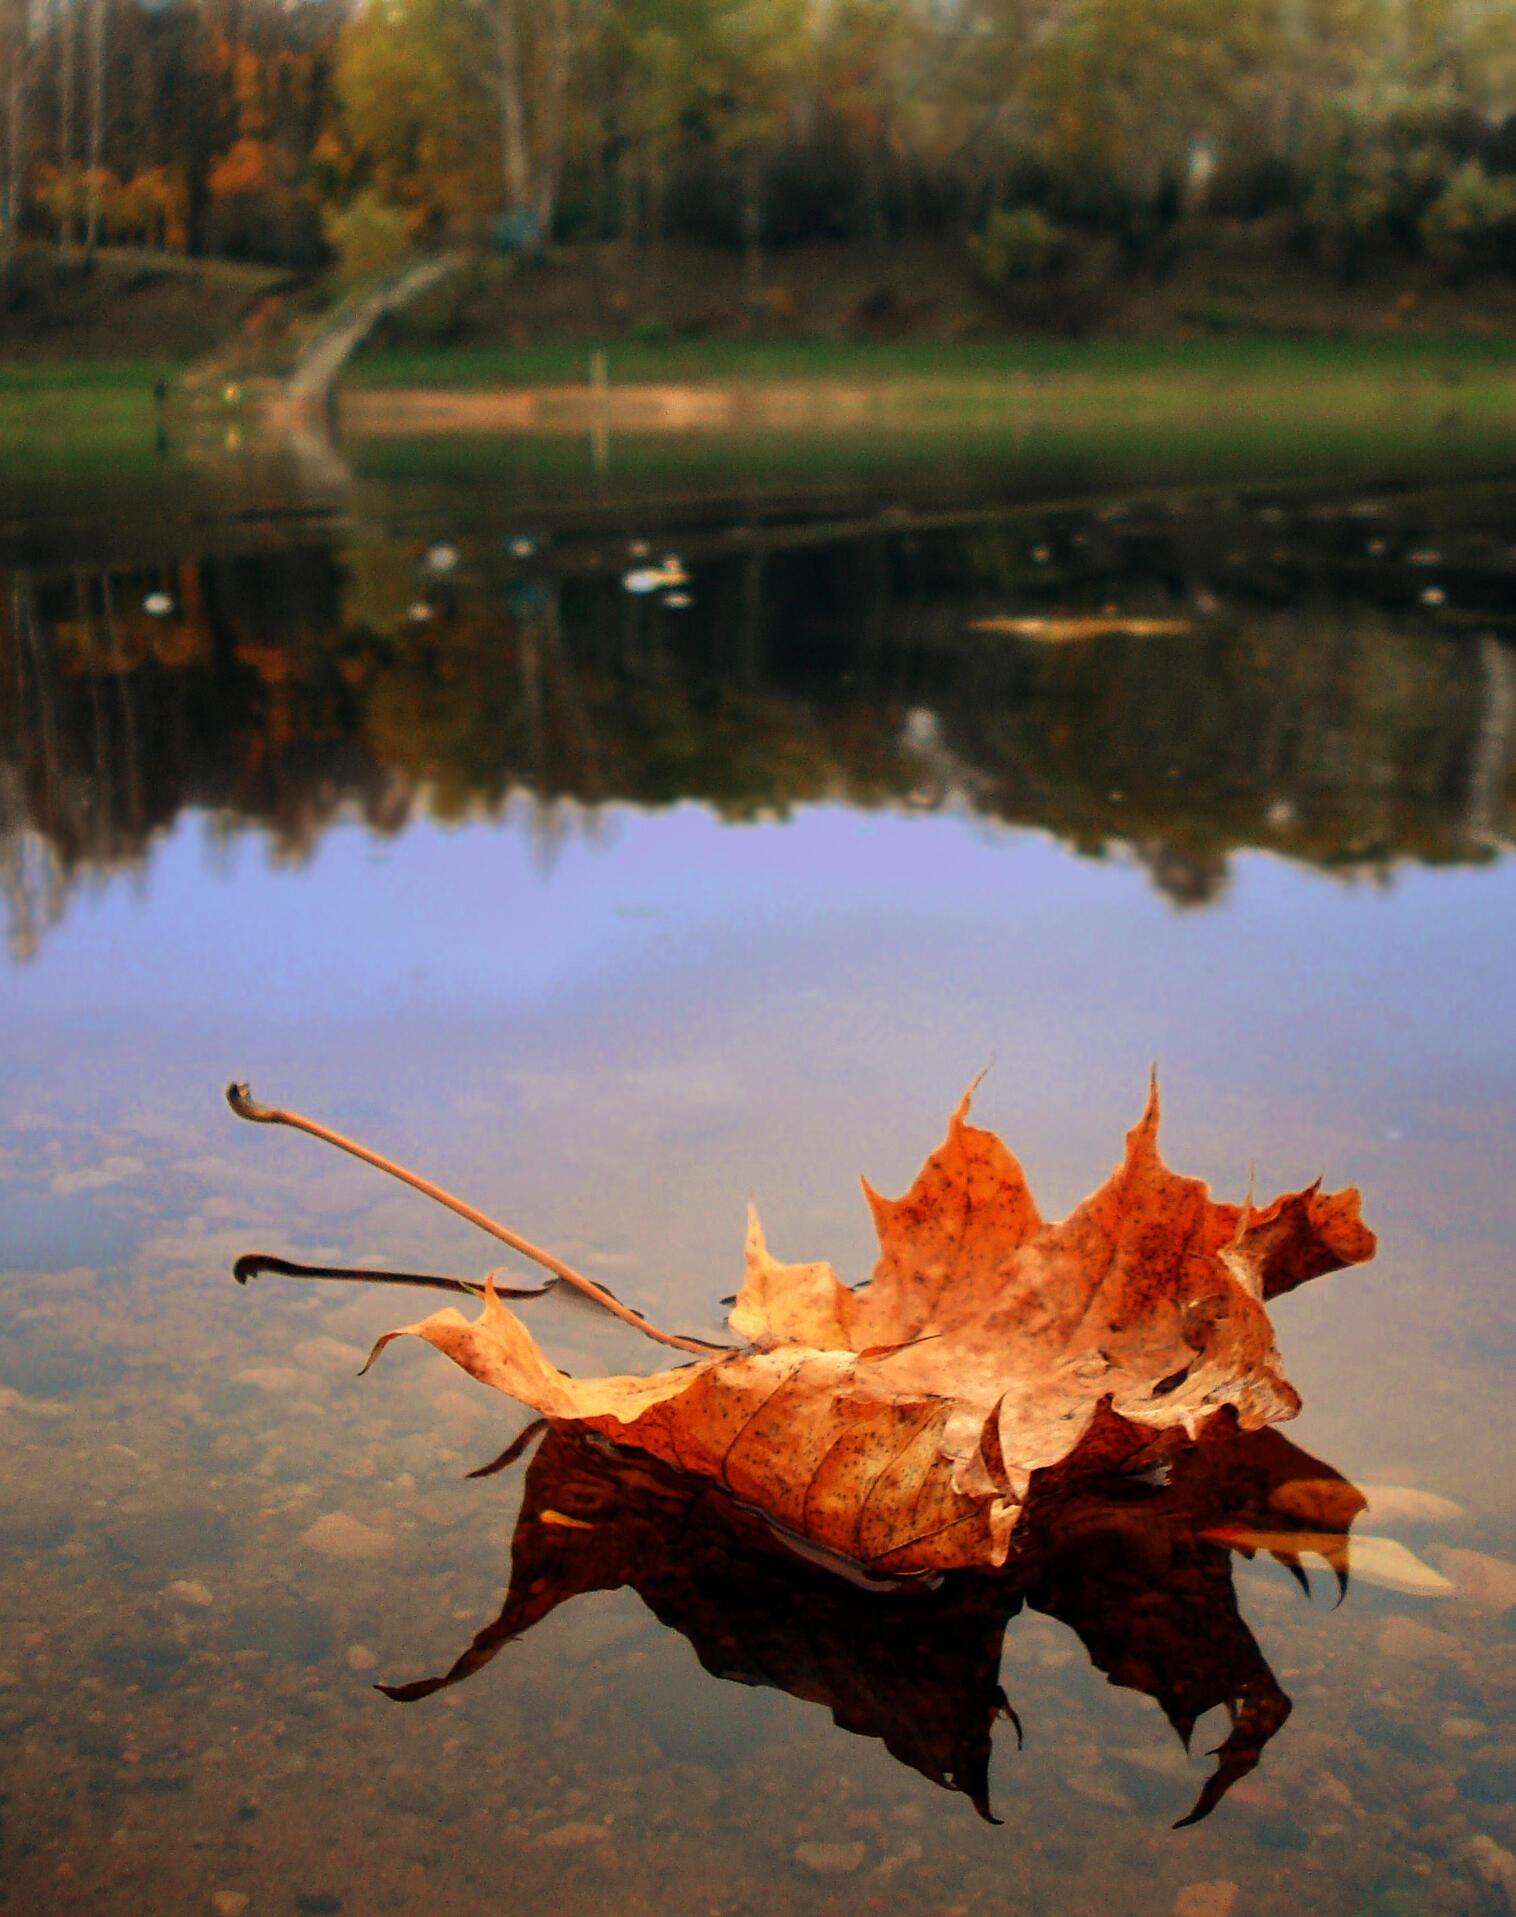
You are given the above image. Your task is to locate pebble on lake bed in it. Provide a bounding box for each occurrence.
[233,1366,307,1393]
[533,1821,610,1849]
[166,1580,214,1608]
[298,1512,395,1560]
[794,1841,866,1875]
[210,1893,249,1916]
[345,1645,377,1672]
[1468,1835,1516,1914]
[1174,1884,1239,1917]
[1435,1547,1516,1612]
[1375,1615,1460,1661]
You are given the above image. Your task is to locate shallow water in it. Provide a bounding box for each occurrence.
[1,446,1513,1915]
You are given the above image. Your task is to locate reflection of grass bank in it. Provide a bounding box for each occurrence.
[341,334,1516,518]
[344,332,1516,392]
[0,361,183,475]
[345,369,1516,530]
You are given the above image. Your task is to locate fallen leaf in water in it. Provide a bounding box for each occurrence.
[364,1081,1376,1574]
[966,616,1192,642]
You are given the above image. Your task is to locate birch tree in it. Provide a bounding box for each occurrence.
[53,0,75,247]
[1,0,36,283]
[81,0,103,261]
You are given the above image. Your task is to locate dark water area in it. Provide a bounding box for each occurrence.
[1,456,1513,1915]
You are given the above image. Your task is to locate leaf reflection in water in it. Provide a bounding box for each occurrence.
[376,1420,1366,1831]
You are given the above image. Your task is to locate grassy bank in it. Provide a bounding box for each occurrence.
[349,234,1516,381]
[343,330,1516,392]
[0,359,187,474]
[0,248,290,366]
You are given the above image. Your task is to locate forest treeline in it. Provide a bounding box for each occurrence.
[3,0,1516,300]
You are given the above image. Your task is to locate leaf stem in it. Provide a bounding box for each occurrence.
[225,1083,728,1356]
[232,1251,553,1301]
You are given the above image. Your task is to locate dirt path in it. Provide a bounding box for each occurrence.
[286,253,465,407]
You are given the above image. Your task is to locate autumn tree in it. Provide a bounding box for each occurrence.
[336,0,499,234]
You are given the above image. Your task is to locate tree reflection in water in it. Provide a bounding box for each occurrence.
[2,489,1513,955]
[380,1419,1364,1832]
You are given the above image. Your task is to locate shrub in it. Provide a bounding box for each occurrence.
[970,206,1068,289]
[1420,162,1516,279]
[322,192,413,288]
[1299,92,1482,277]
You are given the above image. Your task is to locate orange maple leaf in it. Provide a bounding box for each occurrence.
[230,1078,1374,1576]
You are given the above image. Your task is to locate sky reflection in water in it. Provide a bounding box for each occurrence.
[0,481,1513,1915]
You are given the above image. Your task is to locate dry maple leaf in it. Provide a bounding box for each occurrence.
[229,1077,1374,1577]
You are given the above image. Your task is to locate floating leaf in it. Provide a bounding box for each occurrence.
[240,1076,1375,1575]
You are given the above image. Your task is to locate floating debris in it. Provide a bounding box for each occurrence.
[423,544,460,575]
[507,536,538,559]
[1420,586,1447,607]
[143,592,175,617]
[662,591,693,610]
[967,615,1191,643]
[408,601,435,623]
[623,557,689,595]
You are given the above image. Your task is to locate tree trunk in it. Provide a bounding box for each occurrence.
[82,0,104,264]
[494,0,531,212]
[741,144,764,323]
[57,0,76,250]
[1,0,28,290]
[533,0,570,236]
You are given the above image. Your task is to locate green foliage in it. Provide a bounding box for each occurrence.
[971,207,1067,290]
[335,0,499,234]
[1299,93,1487,277]
[322,193,414,288]
[1420,163,1516,279]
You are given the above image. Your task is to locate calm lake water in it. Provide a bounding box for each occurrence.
[1,420,1513,1916]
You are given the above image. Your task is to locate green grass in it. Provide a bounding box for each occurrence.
[0,357,180,395]
[0,361,181,476]
[345,331,1516,390]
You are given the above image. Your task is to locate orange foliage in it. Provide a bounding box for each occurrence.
[233,47,269,137]
[208,138,276,203]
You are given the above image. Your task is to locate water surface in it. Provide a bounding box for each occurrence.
[1,439,1513,1915]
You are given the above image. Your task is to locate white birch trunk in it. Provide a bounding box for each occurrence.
[494,0,531,211]
[56,0,75,248]
[82,0,102,261]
